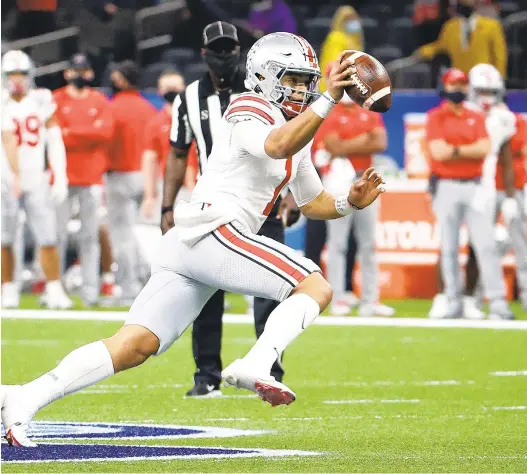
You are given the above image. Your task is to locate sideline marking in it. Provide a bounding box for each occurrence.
[489,370,527,376]
[323,399,420,405]
[3,310,527,330]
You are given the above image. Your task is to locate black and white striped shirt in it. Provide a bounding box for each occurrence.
[169,70,281,217]
[169,71,245,176]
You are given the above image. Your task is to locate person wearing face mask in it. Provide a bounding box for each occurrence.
[414,0,507,77]
[425,68,513,320]
[247,0,297,37]
[140,70,186,221]
[105,60,157,304]
[161,22,299,398]
[319,6,364,92]
[53,53,116,307]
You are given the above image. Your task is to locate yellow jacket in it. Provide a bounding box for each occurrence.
[319,6,364,91]
[419,14,507,77]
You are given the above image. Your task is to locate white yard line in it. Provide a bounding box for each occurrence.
[323,399,421,405]
[3,310,527,330]
[489,370,527,376]
[488,406,527,411]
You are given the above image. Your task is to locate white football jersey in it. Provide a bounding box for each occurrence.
[1,98,16,189]
[2,88,56,190]
[173,92,323,245]
[481,103,516,190]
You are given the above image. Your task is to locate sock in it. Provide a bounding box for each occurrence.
[23,341,114,410]
[243,294,320,374]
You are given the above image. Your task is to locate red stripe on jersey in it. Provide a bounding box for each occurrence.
[230,95,272,110]
[263,157,292,216]
[217,224,307,284]
[226,106,275,125]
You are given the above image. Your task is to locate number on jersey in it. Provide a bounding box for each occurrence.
[14,115,41,147]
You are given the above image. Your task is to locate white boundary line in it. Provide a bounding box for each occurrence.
[2,310,527,330]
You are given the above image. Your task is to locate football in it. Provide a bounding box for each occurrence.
[340,50,392,113]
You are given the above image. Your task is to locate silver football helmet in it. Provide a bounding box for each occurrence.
[245,32,321,117]
[468,63,505,111]
[2,50,35,95]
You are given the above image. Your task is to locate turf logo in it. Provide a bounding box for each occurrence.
[1,443,320,463]
[0,421,267,440]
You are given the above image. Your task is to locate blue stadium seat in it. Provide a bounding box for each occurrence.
[183,62,209,84]
[371,45,403,65]
[161,48,197,70]
[387,17,416,56]
[360,17,383,51]
[304,17,332,51]
[140,62,174,89]
[400,63,432,89]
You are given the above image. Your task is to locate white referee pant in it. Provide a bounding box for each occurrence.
[56,185,102,304]
[495,189,527,304]
[326,200,379,305]
[125,218,320,355]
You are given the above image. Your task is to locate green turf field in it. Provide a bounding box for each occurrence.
[2,297,527,472]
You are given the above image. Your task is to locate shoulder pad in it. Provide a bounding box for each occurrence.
[225,93,275,125]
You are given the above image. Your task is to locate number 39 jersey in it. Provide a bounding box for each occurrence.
[173,92,324,246]
[2,88,56,190]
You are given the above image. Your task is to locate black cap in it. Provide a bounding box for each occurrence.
[113,60,140,87]
[202,21,239,47]
[68,53,91,70]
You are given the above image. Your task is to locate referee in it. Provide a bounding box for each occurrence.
[161,21,299,397]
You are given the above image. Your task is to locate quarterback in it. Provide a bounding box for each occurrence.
[1,33,385,447]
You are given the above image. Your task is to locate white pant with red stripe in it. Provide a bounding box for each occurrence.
[125,221,320,354]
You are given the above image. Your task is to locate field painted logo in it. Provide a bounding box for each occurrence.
[0,421,268,440]
[2,443,320,463]
[1,422,320,463]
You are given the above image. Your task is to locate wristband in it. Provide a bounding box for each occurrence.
[452,146,460,159]
[335,195,354,216]
[161,205,173,215]
[310,91,338,119]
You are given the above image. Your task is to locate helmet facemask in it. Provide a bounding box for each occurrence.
[6,71,30,96]
[473,87,503,111]
[257,62,320,118]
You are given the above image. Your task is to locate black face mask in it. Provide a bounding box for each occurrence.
[203,50,240,83]
[457,3,474,18]
[441,90,467,104]
[163,91,179,103]
[68,76,91,89]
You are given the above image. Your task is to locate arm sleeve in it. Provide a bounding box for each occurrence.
[169,92,193,150]
[289,148,324,207]
[231,119,276,160]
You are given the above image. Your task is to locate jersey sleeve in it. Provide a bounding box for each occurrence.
[289,146,324,207]
[169,91,193,150]
[1,108,15,132]
[227,93,277,160]
[224,93,276,126]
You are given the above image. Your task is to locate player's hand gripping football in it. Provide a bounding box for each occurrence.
[325,53,357,102]
[347,167,386,210]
